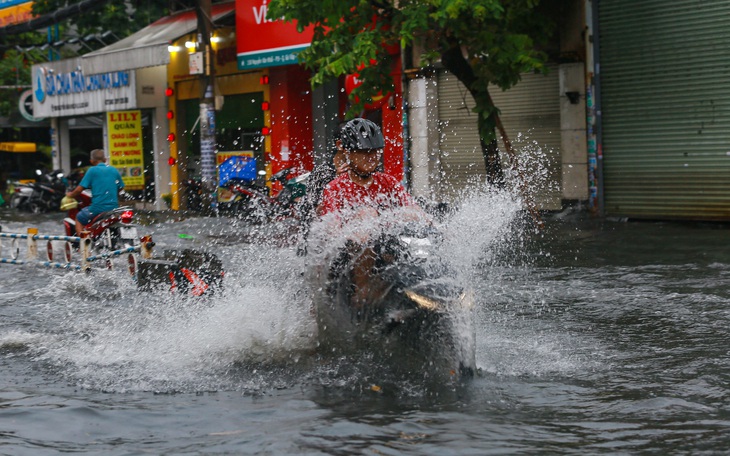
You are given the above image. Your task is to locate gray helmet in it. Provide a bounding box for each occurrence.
[339,118,385,151]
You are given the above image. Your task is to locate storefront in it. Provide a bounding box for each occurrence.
[434,66,563,209]
[29,2,238,210]
[33,0,407,211]
[30,57,158,195]
[232,0,406,198]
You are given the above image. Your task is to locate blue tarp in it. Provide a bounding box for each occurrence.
[218,156,257,187]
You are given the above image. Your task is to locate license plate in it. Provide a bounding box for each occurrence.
[119,226,138,240]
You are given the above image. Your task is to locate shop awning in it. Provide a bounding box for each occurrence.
[81,1,235,74]
[0,142,36,153]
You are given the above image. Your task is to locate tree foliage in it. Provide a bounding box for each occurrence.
[268,0,554,184]
[29,0,195,45]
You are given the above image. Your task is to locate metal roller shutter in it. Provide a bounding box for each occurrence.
[437,67,562,209]
[599,0,730,220]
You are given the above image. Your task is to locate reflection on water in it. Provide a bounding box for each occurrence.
[2,192,730,453]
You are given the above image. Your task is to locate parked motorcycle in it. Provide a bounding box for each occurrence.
[219,167,310,222]
[8,181,34,211]
[10,169,67,213]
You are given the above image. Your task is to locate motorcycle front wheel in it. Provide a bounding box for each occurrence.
[9,194,25,209]
[29,201,44,214]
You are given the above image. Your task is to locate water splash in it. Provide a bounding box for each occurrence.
[0,176,587,393]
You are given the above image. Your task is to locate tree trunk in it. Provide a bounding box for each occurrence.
[481,137,505,188]
[440,44,543,228]
[440,44,505,186]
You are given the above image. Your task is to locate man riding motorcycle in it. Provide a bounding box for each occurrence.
[317,118,426,308]
[65,149,125,235]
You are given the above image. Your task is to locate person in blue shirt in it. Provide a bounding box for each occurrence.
[65,148,125,234]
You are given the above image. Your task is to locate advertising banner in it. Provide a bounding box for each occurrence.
[217,150,254,166]
[32,60,136,118]
[236,0,314,70]
[217,151,255,201]
[0,0,30,8]
[0,1,32,27]
[107,110,145,190]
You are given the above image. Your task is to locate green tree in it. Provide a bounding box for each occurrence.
[268,0,553,186]
[30,0,198,48]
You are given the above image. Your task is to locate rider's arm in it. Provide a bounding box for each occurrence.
[66,185,85,198]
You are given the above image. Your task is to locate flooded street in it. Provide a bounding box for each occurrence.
[2,194,730,454]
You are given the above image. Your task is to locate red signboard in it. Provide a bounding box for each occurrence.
[236,0,315,70]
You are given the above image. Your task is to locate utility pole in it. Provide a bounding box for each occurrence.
[197,0,217,207]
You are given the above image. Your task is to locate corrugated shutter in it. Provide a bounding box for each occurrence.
[436,72,484,201]
[437,67,562,208]
[599,0,730,220]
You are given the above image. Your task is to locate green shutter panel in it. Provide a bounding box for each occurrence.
[599,0,730,220]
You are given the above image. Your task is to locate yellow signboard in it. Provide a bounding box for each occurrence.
[107,110,144,190]
[216,150,254,165]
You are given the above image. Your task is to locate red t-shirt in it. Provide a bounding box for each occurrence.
[318,172,413,216]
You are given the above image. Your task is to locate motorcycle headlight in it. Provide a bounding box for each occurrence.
[404,289,442,311]
[399,236,432,259]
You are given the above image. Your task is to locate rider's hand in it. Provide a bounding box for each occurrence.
[347,207,379,243]
[335,162,350,175]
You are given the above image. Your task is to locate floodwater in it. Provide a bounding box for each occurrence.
[2,191,730,455]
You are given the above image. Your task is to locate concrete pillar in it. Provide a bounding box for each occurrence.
[52,118,71,173]
[152,107,171,210]
[50,118,60,171]
[311,79,340,167]
[59,119,70,173]
[102,116,109,159]
[559,62,588,201]
[407,77,430,198]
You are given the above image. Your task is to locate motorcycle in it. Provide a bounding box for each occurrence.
[61,190,140,253]
[16,169,68,214]
[218,167,310,222]
[310,220,476,380]
[60,191,224,296]
[8,181,34,211]
[182,178,208,213]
